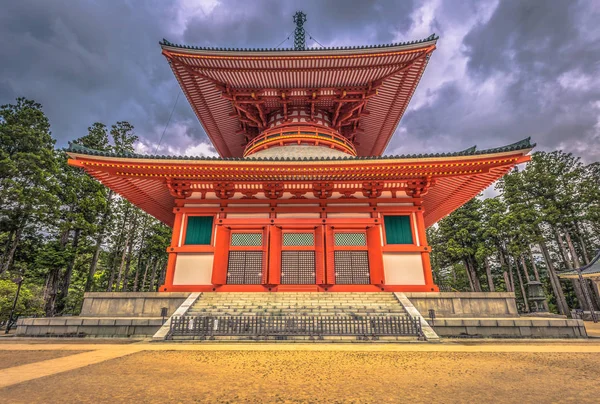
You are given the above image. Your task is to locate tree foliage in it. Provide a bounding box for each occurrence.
[430,151,600,314]
[0,98,170,318]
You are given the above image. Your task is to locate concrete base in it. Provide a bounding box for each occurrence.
[15,291,588,339]
[16,317,165,337]
[404,292,519,318]
[80,292,191,317]
[17,292,191,337]
[431,317,587,338]
[404,292,586,338]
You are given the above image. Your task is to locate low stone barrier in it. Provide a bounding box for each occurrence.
[16,292,191,337]
[430,317,587,338]
[80,292,190,317]
[404,292,519,318]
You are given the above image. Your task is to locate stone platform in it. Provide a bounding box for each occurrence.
[16,292,190,337]
[405,292,586,338]
[15,291,587,339]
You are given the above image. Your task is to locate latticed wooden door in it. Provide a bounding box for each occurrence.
[331,232,371,284]
[226,232,266,284]
[280,232,316,284]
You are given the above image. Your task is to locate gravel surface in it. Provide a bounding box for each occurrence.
[2,349,600,403]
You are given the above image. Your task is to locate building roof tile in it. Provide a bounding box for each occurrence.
[159,34,439,53]
[66,137,534,162]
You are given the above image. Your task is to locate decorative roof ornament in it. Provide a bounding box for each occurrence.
[293,11,307,50]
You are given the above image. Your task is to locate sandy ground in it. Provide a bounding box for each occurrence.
[1,345,600,403]
[0,350,86,370]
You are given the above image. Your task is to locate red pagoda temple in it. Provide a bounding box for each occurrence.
[67,15,533,294]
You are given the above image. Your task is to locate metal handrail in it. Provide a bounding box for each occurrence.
[168,314,422,340]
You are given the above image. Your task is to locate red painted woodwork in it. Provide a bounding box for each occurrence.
[67,152,532,228]
[367,226,385,285]
[160,42,437,157]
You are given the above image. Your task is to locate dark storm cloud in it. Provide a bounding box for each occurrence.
[392,0,600,162]
[181,0,415,48]
[0,0,598,161]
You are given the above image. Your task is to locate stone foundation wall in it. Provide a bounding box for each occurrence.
[404,292,519,318]
[80,292,191,317]
[431,317,586,338]
[16,317,164,337]
[17,292,191,337]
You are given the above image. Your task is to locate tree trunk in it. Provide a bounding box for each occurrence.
[107,203,131,292]
[507,255,516,293]
[484,258,495,292]
[467,256,482,292]
[45,228,71,316]
[0,229,15,271]
[515,256,530,312]
[463,260,475,291]
[44,269,61,317]
[502,271,510,292]
[85,189,113,292]
[132,215,150,292]
[55,228,81,314]
[149,259,159,292]
[554,229,573,270]
[119,211,139,291]
[141,258,153,292]
[1,223,24,275]
[520,255,531,282]
[554,229,589,311]
[156,259,167,292]
[574,221,590,264]
[538,241,570,315]
[564,230,581,268]
[498,246,515,292]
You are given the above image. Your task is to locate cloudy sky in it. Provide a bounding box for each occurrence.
[1,0,599,162]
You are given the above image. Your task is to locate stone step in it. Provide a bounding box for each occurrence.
[186,292,406,318]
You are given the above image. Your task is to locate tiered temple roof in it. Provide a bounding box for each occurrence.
[160,35,438,157]
[66,138,534,228]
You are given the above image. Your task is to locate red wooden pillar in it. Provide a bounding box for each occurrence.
[315,225,326,285]
[367,225,384,286]
[268,226,282,285]
[211,225,230,285]
[161,211,185,291]
[325,226,336,286]
[415,209,437,291]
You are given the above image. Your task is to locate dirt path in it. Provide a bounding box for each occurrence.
[0,350,86,370]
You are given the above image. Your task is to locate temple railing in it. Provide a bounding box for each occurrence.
[167,315,422,340]
[243,125,357,157]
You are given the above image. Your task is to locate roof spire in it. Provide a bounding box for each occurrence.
[293,11,307,50]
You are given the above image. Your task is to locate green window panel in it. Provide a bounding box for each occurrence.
[383,215,414,244]
[334,233,367,246]
[184,216,213,245]
[231,233,263,246]
[283,233,315,246]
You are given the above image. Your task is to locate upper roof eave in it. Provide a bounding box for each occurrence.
[65,137,535,165]
[159,35,438,58]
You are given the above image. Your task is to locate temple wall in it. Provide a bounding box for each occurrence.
[173,253,213,285]
[164,196,436,291]
[383,253,425,285]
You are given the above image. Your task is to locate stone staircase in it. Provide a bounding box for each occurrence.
[167,292,425,341]
[187,292,407,317]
